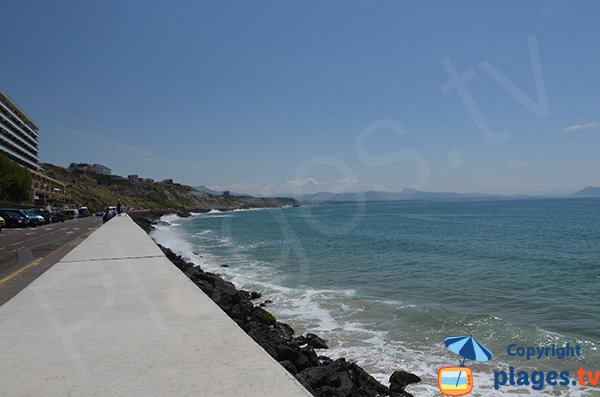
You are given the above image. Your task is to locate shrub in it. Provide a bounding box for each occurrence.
[0,152,32,203]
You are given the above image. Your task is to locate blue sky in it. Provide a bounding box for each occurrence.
[1,1,599,195]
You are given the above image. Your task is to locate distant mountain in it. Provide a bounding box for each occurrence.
[296,188,505,203]
[194,185,252,197]
[194,185,224,195]
[570,186,600,198]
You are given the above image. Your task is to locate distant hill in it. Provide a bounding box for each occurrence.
[194,185,223,195]
[570,186,600,198]
[194,185,248,197]
[42,164,298,212]
[296,188,505,203]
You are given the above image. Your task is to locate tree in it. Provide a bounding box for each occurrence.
[0,152,32,203]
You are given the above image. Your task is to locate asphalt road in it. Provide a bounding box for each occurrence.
[0,216,103,306]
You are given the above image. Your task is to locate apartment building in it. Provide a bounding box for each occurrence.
[0,90,39,170]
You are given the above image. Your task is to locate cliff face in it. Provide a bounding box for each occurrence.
[42,163,298,211]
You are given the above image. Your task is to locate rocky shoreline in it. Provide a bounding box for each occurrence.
[130,211,421,397]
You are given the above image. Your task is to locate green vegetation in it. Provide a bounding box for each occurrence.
[0,152,32,203]
[42,163,297,212]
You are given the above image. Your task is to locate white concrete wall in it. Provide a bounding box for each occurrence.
[0,216,312,397]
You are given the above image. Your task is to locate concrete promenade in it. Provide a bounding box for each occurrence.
[0,216,312,396]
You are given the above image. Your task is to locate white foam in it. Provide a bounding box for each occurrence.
[192,229,211,235]
[158,213,181,224]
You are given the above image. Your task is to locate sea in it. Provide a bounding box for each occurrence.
[151,198,600,396]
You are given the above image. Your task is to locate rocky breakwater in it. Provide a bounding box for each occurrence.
[131,213,421,397]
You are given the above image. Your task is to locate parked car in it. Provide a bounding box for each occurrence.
[0,210,29,228]
[95,211,105,217]
[78,207,91,218]
[32,209,52,224]
[51,211,66,222]
[63,209,79,220]
[0,215,4,232]
[23,209,46,226]
[0,209,39,227]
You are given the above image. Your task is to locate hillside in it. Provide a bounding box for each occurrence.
[42,163,298,212]
[571,186,600,198]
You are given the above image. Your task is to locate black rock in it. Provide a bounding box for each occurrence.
[273,322,295,341]
[389,370,421,397]
[318,356,333,366]
[279,360,298,375]
[221,264,229,267]
[300,346,320,367]
[278,346,311,371]
[390,390,414,397]
[250,291,262,300]
[389,370,421,388]
[264,299,273,304]
[297,365,340,389]
[253,307,276,325]
[306,333,329,349]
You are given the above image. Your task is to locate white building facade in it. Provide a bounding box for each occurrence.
[0,90,39,170]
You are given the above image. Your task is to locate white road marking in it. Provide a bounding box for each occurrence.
[66,231,74,234]
[26,232,34,235]
[10,241,23,247]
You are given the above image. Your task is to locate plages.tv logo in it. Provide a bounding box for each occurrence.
[438,335,493,396]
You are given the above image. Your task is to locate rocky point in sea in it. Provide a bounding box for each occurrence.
[130,211,421,397]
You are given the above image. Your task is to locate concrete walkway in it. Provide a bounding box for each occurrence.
[0,216,312,396]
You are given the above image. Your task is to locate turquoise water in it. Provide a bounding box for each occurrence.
[152,199,600,396]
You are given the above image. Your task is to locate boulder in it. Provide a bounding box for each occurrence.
[389,370,421,397]
[306,333,329,349]
[278,346,311,371]
[253,307,276,325]
[389,370,421,388]
[278,360,298,375]
[297,365,340,389]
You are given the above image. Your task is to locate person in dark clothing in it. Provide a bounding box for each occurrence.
[102,207,112,223]
[117,200,122,216]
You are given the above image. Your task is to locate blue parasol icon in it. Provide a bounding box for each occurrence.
[444,335,493,366]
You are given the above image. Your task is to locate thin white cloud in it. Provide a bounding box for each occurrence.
[564,122,600,134]
[284,178,323,187]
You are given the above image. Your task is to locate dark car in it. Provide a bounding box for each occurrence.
[51,211,66,222]
[0,210,29,228]
[0,209,40,227]
[32,209,52,224]
[23,209,46,226]
[78,207,91,218]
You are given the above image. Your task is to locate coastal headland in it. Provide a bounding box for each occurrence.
[130,211,421,397]
[42,163,299,212]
